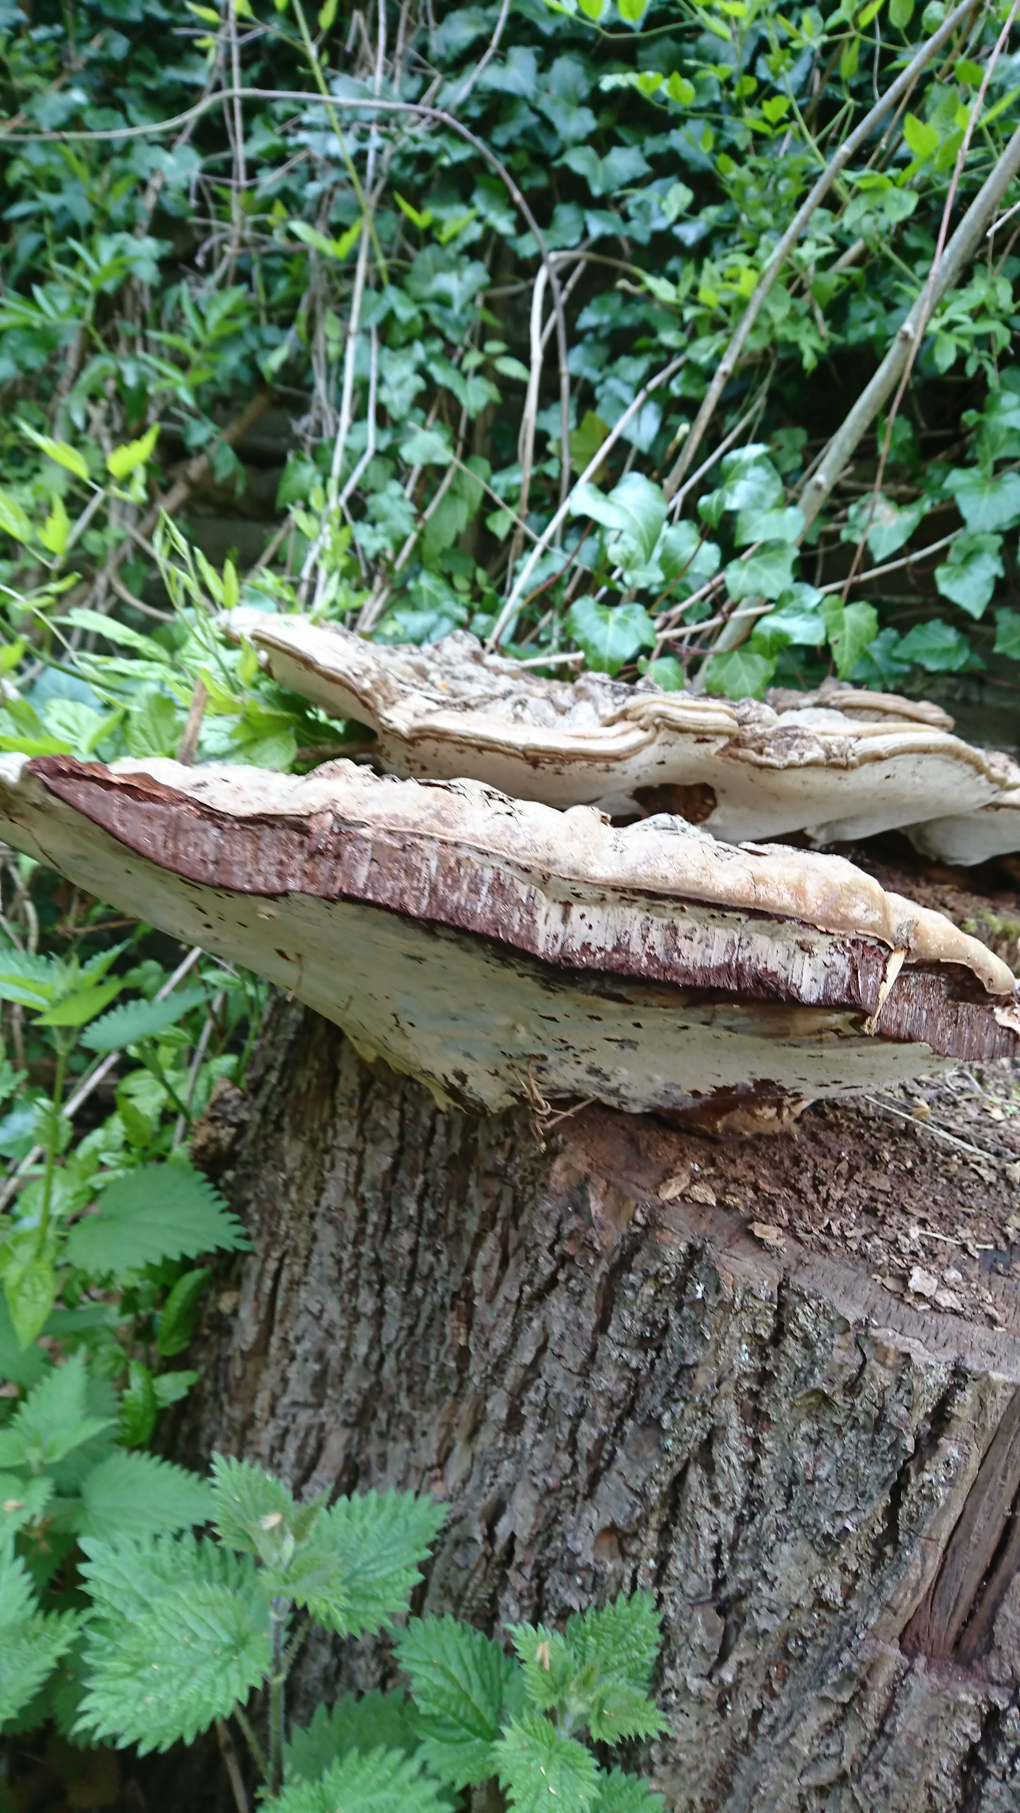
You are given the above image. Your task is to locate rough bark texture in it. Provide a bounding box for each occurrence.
[182,999,1020,1812]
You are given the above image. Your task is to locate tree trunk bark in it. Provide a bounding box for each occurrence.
[181,997,1020,1812]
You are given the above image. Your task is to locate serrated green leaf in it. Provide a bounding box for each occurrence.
[32,978,122,1028]
[275,1747,448,1813]
[284,1692,418,1785]
[77,1451,212,1542]
[0,1353,113,1470]
[493,1713,600,1813]
[211,1451,303,1554]
[567,599,655,677]
[594,1768,665,1813]
[395,1615,515,1787]
[63,1165,249,1274]
[76,1576,270,1752]
[0,1538,80,1725]
[278,1490,445,1636]
[565,1592,661,1693]
[4,1255,58,1351]
[80,985,207,1054]
[117,1360,158,1447]
[106,424,159,483]
[18,426,91,484]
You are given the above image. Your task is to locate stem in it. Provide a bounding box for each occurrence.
[291,0,389,284]
[268,1596,288,1799]
[234,1705,269,1781]
[136,1040,194,1122]
[216,1719,250,1813]
[39,1036,69,1246]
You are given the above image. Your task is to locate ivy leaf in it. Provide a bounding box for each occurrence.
[944,468,1020,534]
[934,532,1004,618]
[896,618,976,672]
[750,592,826,656]
[80,986,207,1054]
[63,1165,249,1274]
[644,656,685,690]
[724,541,797,601]
[395,1615,517,1787]
[716,447,784,513]
[994,606,1020,660]
[821,599,878,680]
[571,474,666,563]
[701,648,776,700]
[492,1713,601,1813]
[849,626,911,687]
[274,1748,449,1813]
[567,599,656,676]
[841,493,925,562]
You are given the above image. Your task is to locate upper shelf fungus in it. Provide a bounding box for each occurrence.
[226,612,1020,863]
[0,751,1016,1132]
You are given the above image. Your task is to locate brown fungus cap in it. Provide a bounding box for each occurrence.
[0,752,1016,1123]
[226,612,1020,862]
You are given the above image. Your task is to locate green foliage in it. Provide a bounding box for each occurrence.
[63,1165,249,1274]
[0,1533,79,1726]
[396,1616,519,1786]
[275,1748,449,1813]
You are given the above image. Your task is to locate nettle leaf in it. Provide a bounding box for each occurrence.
[395,1615,517,1788]
[897,618,975,672]
[934,532,1004,618]
[566,1592,661,1693]
[156,1268,211,1357]
[77,1451,212,1543]
[821,599,878,680]
[211,1452,307,1555]
[724,541,797,601]
[994,606,1020,659]
[0,1352,113,1472]
[80,985,207,1054]
[594,1768,666,1813]
[76,1578,270,1752]
[841,493,925,562]
[274,1747,448,1813]
[0,1538,80,1726]
[284,1691,418,1785]
[701,648,776,701]
[287,1490,446,1636]
[63,1165,249,1274]
[493,1713,600,1813]
[567,600,656,676]
[944,468,1020,534]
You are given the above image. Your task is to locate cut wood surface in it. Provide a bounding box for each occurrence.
[179,1001,1020,1812]
[0,753,1017,1125]
[227,614,1020,860]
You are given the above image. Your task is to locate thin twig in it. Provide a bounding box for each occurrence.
[216,1720,250,1813]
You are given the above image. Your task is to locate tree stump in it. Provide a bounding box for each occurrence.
[183,998,1020,1811]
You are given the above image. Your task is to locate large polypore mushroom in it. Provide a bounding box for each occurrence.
[0,752,1016,1129]
[228,611,1020,861]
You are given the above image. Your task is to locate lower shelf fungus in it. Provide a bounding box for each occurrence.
[0,751,1017,1128]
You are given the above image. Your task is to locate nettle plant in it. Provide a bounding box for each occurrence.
[2,0,1020,717]
[3,1453,668,1813]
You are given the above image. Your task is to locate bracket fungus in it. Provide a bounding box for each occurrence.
[0,751,1016,1130]
[227,611,1020,861]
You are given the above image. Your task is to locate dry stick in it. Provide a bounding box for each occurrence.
[0,946,205,1212]
[660,0,982,502]
[486,355,685,649]
[176,678,210,765]
[840,0,1020,602]
[801,121,1020,537]
[704,119,1020,670]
